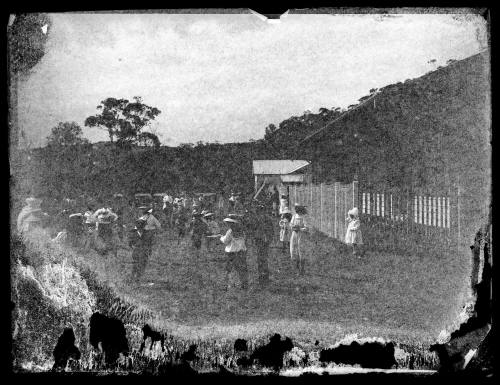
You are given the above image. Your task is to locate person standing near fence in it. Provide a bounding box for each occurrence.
[345,207,363,257]
[271,187,280,217]
[279,208,292,253]
[290,204,309,276]
[279,194,289,215]
[220,217,248,291]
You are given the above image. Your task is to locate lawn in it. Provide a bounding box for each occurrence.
[79,220,472,348]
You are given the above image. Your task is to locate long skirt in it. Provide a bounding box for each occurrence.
[225,251,248,289]
[131,244,148,281]
[290,230,304,261]
[279,227,290,243]
[96,225,116,255]
[345,229,363,245]
[142,230,155,258]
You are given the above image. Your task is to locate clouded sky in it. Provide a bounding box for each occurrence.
[17,11,488,147]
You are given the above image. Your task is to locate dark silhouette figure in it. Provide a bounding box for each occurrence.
[234,338,248,352]
[139,324,165,353]
[250,334,294,371]
[180,344,198,362]
[89,312,129,367]
[430,224,492,374]
[52,327,81,371]
[319,340,397,369]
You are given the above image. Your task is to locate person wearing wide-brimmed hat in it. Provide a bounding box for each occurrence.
[290,203,309,275]
[138,205,162,263]
[345,207,363,257]
[220,217,248,290]
[17,197,44,234]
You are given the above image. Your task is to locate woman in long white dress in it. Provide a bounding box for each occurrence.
[289,204,308,275]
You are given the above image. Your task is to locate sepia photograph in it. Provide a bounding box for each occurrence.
[8,8,492,377]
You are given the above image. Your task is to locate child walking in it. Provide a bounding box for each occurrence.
[345,207,363,257]
[279,209,292,253]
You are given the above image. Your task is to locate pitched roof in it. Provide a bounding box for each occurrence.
[252,160,310,175]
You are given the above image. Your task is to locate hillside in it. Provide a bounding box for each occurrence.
[12,52,490,215]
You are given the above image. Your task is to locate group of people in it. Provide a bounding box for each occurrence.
[16,188,364,290]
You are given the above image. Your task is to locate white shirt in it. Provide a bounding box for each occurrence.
[220,229,246,253]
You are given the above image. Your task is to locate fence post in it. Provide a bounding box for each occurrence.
[457,184,461,256]
[309,183,312,211]
[320,183,324,233]
[334,182,339,240]
[352,180,359,209]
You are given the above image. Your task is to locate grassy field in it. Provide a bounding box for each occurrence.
[78,221,472,348]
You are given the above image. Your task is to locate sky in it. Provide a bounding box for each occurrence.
[16,11,488,147]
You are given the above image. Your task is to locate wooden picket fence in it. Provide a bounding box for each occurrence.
[358,188,460,255]
[290,181,359,244]
[289,181,463,256]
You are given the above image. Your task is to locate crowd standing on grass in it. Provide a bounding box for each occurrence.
[15,188,367,290]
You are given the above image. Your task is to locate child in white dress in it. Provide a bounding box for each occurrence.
[345,207,363,257]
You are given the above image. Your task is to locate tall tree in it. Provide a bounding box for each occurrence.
[46,121,89,147]
[84,96,161,146]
